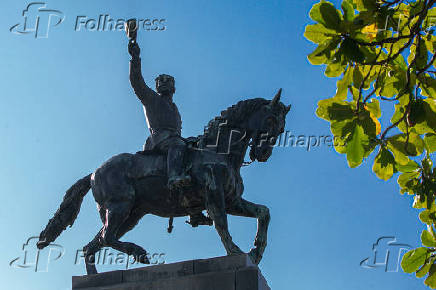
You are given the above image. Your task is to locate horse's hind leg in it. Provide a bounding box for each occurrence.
[83,228,103,275]
[102,201,150,264]
[82,205,109,275]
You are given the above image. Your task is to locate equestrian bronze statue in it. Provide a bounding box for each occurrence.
[37,23,291,275]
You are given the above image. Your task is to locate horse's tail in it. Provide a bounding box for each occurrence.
[37,174,92,249]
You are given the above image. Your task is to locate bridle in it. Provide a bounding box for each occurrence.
[242,135,257,167]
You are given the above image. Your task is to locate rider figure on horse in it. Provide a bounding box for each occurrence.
[128,40,191,191]
[126,21,213,227]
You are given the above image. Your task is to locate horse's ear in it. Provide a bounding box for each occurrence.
[271,88,282,106]
[285,104,291,114]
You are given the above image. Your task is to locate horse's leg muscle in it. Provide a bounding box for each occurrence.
[102,202,150,264]
[116,208,147,240]
[227,198,270,265]
[204,166,242,255]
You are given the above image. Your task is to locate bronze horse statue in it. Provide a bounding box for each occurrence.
[37,90,290,274]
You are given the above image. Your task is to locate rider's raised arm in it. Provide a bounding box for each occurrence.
[128,41,158,105]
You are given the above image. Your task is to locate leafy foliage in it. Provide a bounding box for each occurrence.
[305,0,436,287]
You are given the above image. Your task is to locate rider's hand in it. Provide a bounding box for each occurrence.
[128,41,140,58]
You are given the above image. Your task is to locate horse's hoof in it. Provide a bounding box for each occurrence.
[86,265,98,275]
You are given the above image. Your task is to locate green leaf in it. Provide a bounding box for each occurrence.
[358,108,379,143]
[330,119,356,154]
[425,134,436,153]
[425,264,436,288]
[304,24,339,44]
[325,59,346,77]
[334,66,354,100]
[401,247,429,273]
[396,160,420,173]
[353,65,364,88]
[316,98,359,156]
[316,98,355,122]
[398,171,420,192]
[341,0,355,22]
[418,75,436,99]
[352,0,378,12]
[410,100,436,135]
[424,8,436,31]
[387,133,425,165]
[416,39,429,69]
[346,124,368,167]
[391,103,408,133]
[416,258,434,278]
[380,75,401,98]
[420,210,436,225]
[309,1,342,31]
[422,230,436,247]
[373,147,395,180]
[365,99,381,118]
[393,54,408,72]
[308,37,341,65]
[339,38,365,63]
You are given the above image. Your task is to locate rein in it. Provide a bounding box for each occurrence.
[242,139,255,167]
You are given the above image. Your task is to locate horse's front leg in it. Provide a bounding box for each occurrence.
[204,166,243,255]
[227,198,270,265]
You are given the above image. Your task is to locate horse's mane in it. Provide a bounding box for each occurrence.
[201,98,270,140]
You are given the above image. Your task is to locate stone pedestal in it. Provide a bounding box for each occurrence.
[72,254,270,290]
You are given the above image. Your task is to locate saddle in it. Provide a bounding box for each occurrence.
[136,136,200,155]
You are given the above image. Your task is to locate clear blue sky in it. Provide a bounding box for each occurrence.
[0,0,428,289]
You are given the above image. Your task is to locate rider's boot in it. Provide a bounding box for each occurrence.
[167,144,191,191]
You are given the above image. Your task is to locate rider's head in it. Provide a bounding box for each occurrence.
[155,74,175,97]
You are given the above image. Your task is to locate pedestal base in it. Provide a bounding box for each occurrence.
[72,254,270,290]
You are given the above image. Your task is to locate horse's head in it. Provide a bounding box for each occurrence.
[248,89,291,162]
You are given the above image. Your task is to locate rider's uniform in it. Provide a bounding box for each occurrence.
[129,56,185,152]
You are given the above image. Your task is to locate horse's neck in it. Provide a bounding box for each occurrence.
[199,121,251,169]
